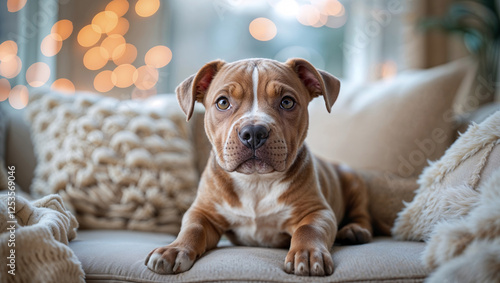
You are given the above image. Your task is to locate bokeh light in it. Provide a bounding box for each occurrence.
[112,43,137,65]
[311,13,327,28]
[78,24,102,47]
[249,18,277,41]
[51,19,73,40]
[145,45,172,68]
[94,70,114,92]
[92,11,119,34]
[274,0,300,17]
[134,65,158,90]
[101,34,126,60]
[111,64,137,88]
[0,40,18,61]
[0,55,22,78]
[41,33,63,57]
[311,0,343,16]
[381,61,397,79]
[106,0,129,17]
[83,46,109,70]
[135,0,160,17]
[325,13,347,28]
[0,78,11,101]
[107,17,129,36]
[26,62,51,87]
[296,5,321,26]
[8,85,29,109]
[7,0,27,12]
[51,78,76,94]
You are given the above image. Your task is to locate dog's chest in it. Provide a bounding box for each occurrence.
[216,175,293,248]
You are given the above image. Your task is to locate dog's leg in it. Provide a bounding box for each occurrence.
[336,165,373,244]
[284,210,336,276]
[145,208,223,274]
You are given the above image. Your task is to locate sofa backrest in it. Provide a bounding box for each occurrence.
[0,102,36,192]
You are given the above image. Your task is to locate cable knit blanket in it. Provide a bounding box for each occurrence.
[0,194,84,283]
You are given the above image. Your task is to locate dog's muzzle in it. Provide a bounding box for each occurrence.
[238,124,269,151]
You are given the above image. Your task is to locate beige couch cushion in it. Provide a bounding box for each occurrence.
[70,230,429,282]
[26,91,199,234]
[307,58,471,178]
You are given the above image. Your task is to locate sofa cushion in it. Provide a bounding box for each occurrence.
[306,58,471,178]
[392,110,500,241]
[70,230,429,282]
[26,91,199,234]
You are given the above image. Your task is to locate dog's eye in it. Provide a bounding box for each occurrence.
[280,96,295,110]
[216,97,231,110]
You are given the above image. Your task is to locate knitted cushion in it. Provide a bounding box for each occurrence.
[26,92,198,234]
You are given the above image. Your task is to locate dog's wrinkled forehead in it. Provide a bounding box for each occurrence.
[208,59,298,98]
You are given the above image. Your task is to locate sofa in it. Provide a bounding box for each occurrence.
[1,57,498,282]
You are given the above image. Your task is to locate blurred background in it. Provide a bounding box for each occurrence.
[0,0,498,109]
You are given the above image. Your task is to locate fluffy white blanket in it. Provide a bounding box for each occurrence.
[0,194,84,283]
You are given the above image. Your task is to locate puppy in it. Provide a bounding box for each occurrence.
[146,58,372,276]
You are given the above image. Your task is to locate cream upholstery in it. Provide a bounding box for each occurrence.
[70,230,429,282]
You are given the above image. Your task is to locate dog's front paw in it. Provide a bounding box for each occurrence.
[284,247,334,276]
[337,223,372,245]
[145,245,196,274]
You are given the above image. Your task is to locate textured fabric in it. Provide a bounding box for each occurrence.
[359,170,419,236]
[424,168,500,282]
[70,230,429,282]
[26,92,199,234]
[0,194,84,283]
[392,110,500,241]
[306,58,470,178]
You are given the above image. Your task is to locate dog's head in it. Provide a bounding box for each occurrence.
[177,58,340,174]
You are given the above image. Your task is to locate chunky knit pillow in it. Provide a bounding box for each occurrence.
[26,92,198,234]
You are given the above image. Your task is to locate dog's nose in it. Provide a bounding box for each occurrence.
[238,125,269,150]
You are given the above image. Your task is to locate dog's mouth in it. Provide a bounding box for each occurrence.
[235,156,275,174]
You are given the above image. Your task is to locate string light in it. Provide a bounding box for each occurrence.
[94,70,114,92]
[51,20,74,40]
[145,45,172,68]
[134,65,158,90]
[106,0,129,17]
[51,79,76,94]
[41,33,63,57]
[0,55,22,78]
[0,41,18,61]
[26,62,51,87]
[83,46,109,70]
[111,64,137,88]
[78,25,102,47]
[7,0,27,12]
[8,85,29,109]
[249,18,277,41]
[135,0,160,17]
[0,78,11,101]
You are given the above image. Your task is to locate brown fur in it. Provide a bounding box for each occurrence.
[145,58,372,276]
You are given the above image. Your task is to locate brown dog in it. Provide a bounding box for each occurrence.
[145,58,372,276]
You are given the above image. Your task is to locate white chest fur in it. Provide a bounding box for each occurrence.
[216,173,293,248]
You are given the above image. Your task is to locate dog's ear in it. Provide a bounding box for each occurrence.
[286,58,340,113]
[176,60,226,121]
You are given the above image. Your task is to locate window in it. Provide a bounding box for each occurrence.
[0,0,410,109]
